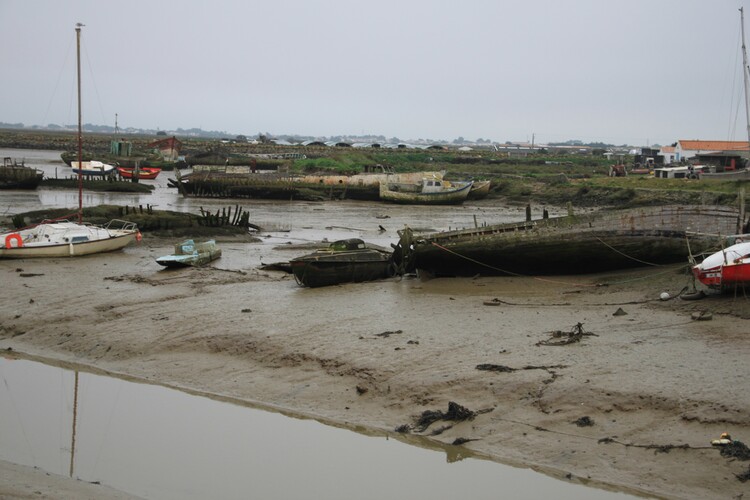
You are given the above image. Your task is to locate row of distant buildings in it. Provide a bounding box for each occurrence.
[637,140,750,168]
[231,135,750,165]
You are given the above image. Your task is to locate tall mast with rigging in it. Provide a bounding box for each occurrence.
[741,8,750,149]
[75,23,84,223]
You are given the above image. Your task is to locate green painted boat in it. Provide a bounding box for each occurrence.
[156,239,222,268]
[290,238,395,287]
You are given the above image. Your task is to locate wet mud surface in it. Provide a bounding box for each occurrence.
[1,148,750,499]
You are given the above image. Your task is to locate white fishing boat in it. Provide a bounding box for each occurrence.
[379,177,473,205]
[70,160,116,176]
[0,24,140,259]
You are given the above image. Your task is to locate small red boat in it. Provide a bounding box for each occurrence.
[692,240,750,289]
[116,166,161,180]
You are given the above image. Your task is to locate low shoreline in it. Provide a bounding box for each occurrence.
[1,236,749,498]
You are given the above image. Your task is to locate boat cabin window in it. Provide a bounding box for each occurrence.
[329,239,366,251]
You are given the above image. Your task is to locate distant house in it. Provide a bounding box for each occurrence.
[658,146,677,164]
[674,140,749,162]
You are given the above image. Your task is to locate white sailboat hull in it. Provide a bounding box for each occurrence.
[0,220,140,258]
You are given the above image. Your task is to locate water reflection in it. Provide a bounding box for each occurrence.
[0,357,635,500]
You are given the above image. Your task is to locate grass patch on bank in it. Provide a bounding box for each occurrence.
[488,174,749,208]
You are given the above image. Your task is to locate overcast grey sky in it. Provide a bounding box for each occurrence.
[2,0,749,145]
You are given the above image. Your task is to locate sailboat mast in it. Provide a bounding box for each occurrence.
[741,8,750,149]
[75,23,84,223]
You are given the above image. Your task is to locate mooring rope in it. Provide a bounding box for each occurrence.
[426,239,705,289]
[429,242,599,287]
[594,236,660,266]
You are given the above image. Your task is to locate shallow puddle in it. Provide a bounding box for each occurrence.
[0,357,637,500]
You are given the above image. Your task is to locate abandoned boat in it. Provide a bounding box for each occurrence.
[379,178,473,205]
[467,180,491,200]
[0,157,44,189]
[290,238,395,287]
[394,205,745,277]
[170,167,445,201]
[692,239,750,289]
[156,239,222,268]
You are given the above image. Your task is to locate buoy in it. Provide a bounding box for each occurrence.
[659,292,670,301]
[711,432,732,446]
[4,233,23,248]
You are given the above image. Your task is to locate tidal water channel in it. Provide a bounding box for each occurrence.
[0,358,636,500]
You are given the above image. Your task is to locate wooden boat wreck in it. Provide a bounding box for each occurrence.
[0,157,44,189]
[467,180,491,200]
[379,178,473,205]
[170,167,445,201]
[156,239,222,268]
[290,238,395,287]
[394,205,746,277]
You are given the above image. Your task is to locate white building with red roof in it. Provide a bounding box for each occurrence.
[673,140,749,162]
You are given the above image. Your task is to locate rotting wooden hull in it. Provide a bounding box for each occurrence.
[401,205,743,277]
[171,174,382,201]
[379,181,472,205]
[467,180,491,200]
[290,259,393,287]
[290,241,394,287]
[0,167,44,189]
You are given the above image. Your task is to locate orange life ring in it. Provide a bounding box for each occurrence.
[4,233,23,248]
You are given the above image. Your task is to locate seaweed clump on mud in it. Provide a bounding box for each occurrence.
[395,402,479,434]
[415,402,476,433]
[721,440,750,461]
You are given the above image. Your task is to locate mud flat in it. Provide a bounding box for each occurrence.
[1,235,749,499]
